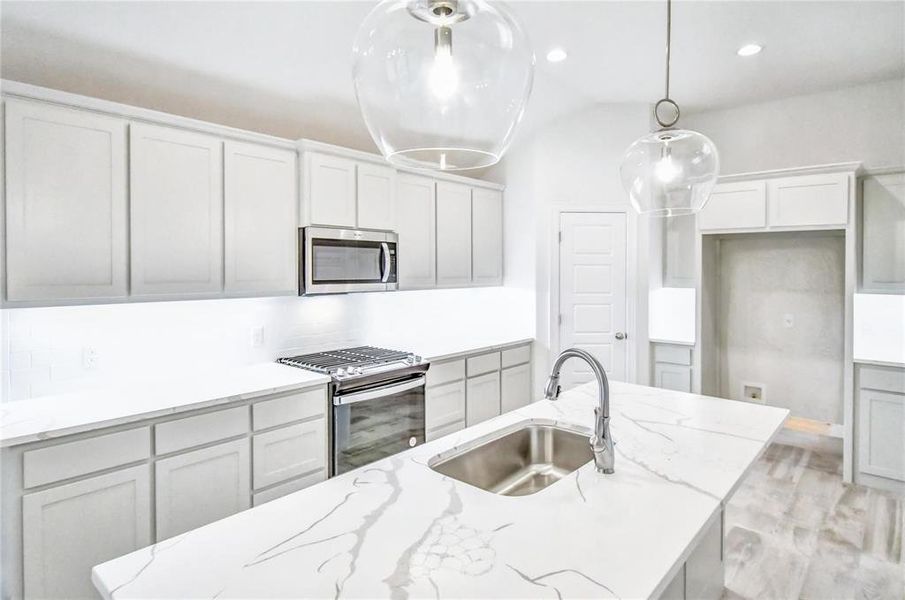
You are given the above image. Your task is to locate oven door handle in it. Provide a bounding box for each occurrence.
[333,375,425,406]
[380,242,391,283]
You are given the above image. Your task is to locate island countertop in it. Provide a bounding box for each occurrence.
[92,381,788,599]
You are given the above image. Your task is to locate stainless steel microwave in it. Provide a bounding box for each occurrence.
[299,226,398,295]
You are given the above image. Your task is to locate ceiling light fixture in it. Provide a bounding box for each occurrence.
[737,43,763,57]
[546,47,568,63]
[620,0,719,217]
[352,0,535,172]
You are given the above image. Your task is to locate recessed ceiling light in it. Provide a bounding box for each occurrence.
[546,47,568,63]
[737,43,763,57]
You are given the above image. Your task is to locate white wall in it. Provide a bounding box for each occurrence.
[487,103,652,390]
[0,288,533,401]
[682,78,905,174]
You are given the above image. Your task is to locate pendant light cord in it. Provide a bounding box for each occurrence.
[664,0,671,100]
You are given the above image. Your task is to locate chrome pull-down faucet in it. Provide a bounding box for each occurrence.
[543,348,615,474]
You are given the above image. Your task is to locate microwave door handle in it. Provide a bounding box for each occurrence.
[380,242,391,283]
[333,375,425,406]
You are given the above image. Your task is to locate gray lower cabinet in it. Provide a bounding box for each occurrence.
[23,465,152,598]
[155,438,251,540]
[2,383,328,597]
[501,363,532,413]
[657,509,723,600]
[652,344,693,393]
[425,380,467,441]
[856,364,905,491]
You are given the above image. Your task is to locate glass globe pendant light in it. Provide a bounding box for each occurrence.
[620,0,719,216]
[352,0,535,171]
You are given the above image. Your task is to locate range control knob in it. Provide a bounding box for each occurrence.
[336,368,345,377]
[354,367,363,375]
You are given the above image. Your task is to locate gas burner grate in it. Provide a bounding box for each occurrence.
[278,346,411,373]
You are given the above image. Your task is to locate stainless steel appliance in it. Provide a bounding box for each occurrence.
[278,346,428,476]
[299,226,398,295]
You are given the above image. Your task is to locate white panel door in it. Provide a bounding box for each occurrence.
[436,181,473,287]
[395,174,437,289]
[306,152,356,227]
[23,465,151,598]
[501,363,532,413]
[357,163,395,230]
[5,99,129,301]
[155,438,251,540]
[472,188,504,285]
[224,141,297,294]
[130,123,223,296]
[466,372,501,427]
[558,212,627,388]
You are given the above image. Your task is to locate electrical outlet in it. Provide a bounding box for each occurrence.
[82,347,99,371]
[783,313,794,328]
[251,326,265,348]
[741,382,765,404]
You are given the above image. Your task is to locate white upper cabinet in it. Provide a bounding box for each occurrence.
[861,173,905,292]
[395,174,437,289]
[436,181,473,287]
[305,152,357,227]
[767,173,848,227]
[357,162,395,230]
[224,141,297,294]
[698,180,766,231]
[4,99,128,301]
[471,187,503,285]
[130,123,224,296]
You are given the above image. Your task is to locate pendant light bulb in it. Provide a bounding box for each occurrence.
[620,0,719,216]
[429,26,459,100]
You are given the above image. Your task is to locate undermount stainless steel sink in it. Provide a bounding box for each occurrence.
[429,420,593,496]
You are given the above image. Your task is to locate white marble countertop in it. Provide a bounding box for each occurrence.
[0,364,329,448]
[92,381,788,600]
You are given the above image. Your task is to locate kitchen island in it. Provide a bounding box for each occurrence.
[92,381,787,599]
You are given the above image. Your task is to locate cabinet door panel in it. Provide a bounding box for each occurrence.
[131,123,223,295]
[466,372,501,427]
[426,379,466,435]
[698,181,766,231]
[307,152,356,227]
[767,173,848,227]
[225,141,297,294]
[395,174,437,288]
[155,438,250,540]
[23,466,151,598]
[655,364,692,393]
[357,163,395,230]
[501,363,531,413]
[862,174,905,292]
[5,99,128,301]
[436,181,472,287]
[252,420,325,489]
[472,188,503,285]
[858,389,905,481]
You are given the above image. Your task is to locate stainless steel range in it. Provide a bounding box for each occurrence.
[278,346,428,476]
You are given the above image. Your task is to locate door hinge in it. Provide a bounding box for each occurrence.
[558,231,563,243]
[558,314,563,325]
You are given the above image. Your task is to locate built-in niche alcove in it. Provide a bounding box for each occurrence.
[700,230,846,427]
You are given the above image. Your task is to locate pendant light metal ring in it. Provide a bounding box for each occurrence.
[654,97,680,128]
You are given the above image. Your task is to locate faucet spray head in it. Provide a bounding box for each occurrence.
[543,375,561,401]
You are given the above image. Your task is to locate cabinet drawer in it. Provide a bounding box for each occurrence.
[253,386,326,431]
[252,420,326,490]
[466,352,501,377]
[501,344,531,368]
[698,181,766,231]
[253,470,326,506]
[767,173,848,227]
[24,427,150,489]
[653,344,692,366]
[426,380,466,432]
[155,406,248,455]
[427,359,465,387]
[859,365,905,394]
[426,419,466,442]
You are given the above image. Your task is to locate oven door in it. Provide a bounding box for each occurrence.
[332,375,425,476]
[301,227,398,295]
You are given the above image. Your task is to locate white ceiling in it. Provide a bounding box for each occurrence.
[1,1,902,153]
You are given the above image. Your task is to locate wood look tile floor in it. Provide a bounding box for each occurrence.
[723,444,904,600]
